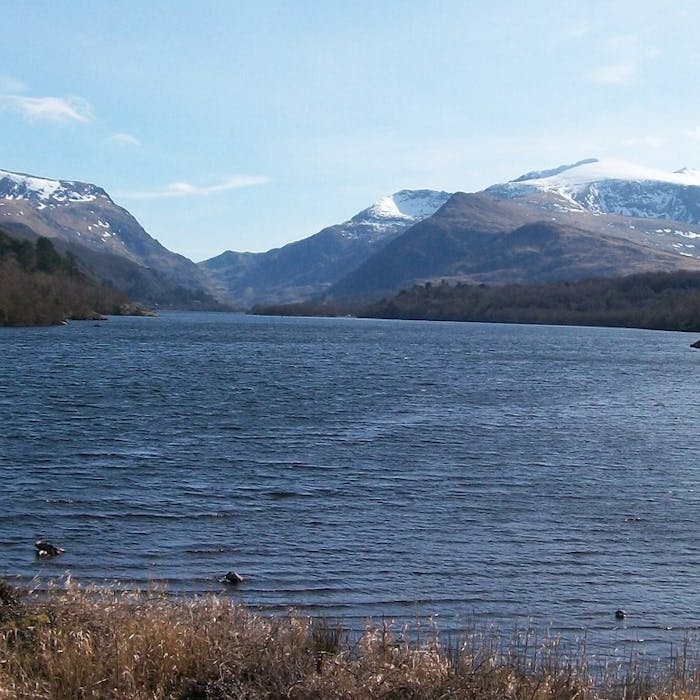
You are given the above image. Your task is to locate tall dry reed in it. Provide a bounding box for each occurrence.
[1,579,700,699]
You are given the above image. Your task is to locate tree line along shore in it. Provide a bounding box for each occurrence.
[252,269,700,337]
[0,229,154,326]
[6,222,700,341]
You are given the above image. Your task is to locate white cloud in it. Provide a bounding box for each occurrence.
[688,126,700,141]
[0,75,27,93]
[590,61,637,85]
[589,34,645,86]
[108,132,141,146]
[119,175,269,199]
[0,94,93,122]
[553,21,590,45]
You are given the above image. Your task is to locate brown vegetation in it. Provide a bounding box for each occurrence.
[360,272,700,331]
[2,580,700,699]
[253,270,700,333]
[0,229,140,326]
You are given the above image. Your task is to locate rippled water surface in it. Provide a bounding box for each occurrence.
[2,312,699,658]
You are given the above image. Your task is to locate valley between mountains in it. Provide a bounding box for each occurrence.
[3,158,700,328]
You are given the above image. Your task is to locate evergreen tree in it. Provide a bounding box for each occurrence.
[35,237,62,273]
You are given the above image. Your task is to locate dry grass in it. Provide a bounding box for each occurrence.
[1,579,700,699]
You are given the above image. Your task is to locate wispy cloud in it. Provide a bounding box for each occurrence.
[589,34,643,86]
[590,61,637,85]
[688,126,700,141]
[119,175,269,200]
[108,132,141,146]
[0,75,28,93]
[0,94,94,122]
[552,21,590,45]
[621,134,665,149]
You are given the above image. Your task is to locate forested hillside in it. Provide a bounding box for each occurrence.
[252,270,700,333]
[0,229,132,326]
[361,271,700,332]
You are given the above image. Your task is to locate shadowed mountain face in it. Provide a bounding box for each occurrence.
[327,187,700,300]
[0,170,219,307]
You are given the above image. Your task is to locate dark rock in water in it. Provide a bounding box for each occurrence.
[615,609,626,619]
[35,540,64,558]
[691,339,700,349]
[219,571,244,585]
[118,302,158,317]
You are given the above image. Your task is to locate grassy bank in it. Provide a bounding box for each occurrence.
[1,580,700,699]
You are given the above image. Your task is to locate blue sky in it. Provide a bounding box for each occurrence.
[1,1,699,261]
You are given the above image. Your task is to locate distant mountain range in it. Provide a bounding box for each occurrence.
[328,159,700,299]
[202,158,700,305]
[3,159,700,309]
[200,189,451,306]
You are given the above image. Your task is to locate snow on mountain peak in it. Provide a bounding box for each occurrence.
[364,189,451,221]
[0,170,62,199]
[511,158,600,183]
[0,169,108,203]
[502,158,700,191]
[336,189,452,244]
[486,158,700,226]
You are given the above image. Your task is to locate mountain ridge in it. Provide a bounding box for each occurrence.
[6,158,700,311]
[326,190,700,299]
[200,189,451,306]
[486,157,700,224]
[0,169,220,307]
[325,159,700,300]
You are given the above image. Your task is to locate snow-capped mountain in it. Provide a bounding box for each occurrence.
[0,168,215,304]
[8,158,700,310]
[329,160,700,301]
[486,158,700,224]
[355,189,452,224]
[320,189,451,243]
[0,169,163,261]
[200,189,451,306]
[0,169,108,203]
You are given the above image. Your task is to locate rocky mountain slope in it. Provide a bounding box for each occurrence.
[200,189,451,306]
[486,158,700,221]
[485,158,700,256]
[0,169,218,307]
[326,160,700,300]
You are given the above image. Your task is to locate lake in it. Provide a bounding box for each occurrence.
[1,312,699,661]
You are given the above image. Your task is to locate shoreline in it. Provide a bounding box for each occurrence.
[2,580,700,699]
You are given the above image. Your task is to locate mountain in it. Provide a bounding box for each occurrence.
[486,157,700,219]
[327,160,700,300]
[0,169,219,307]
[199,189,451,306]
[9,159,700,311]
